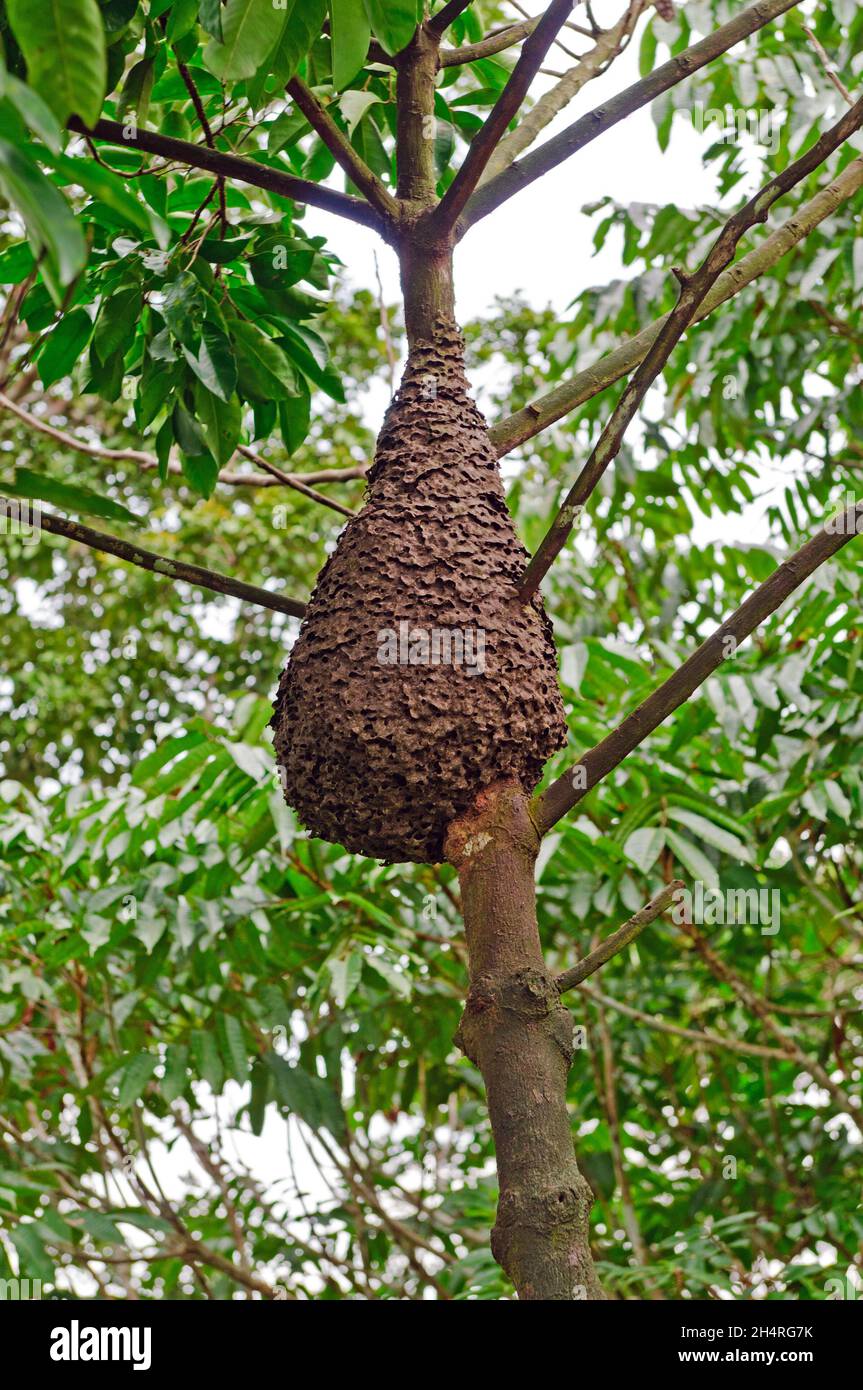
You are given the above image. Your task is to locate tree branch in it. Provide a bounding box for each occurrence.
[479,1,643,184]
[803,24,853,106]
[0,389,155,464]
[176,58,227,230]
[556,881,683,993]
[236,444,357,518]
[458,0,803,233]
[428,0,476,36]
[579,985,794,1061]
[0,389,365,501]
[68,118,386,234]
[679,918,860,1115]
[518,93,863,600]
[490,152,863,456]
[430,0,577,235]
[533,499,863,834]
[285,77,399,222]
[5,501,308,620]
[440,17,541,66]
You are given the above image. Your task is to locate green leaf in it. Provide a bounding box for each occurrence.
[111,1209,174,1236]
[249,1058,270,1135]
[172,398,210,456]
[220,1014,249,1081]
[267,106,307,155]
[49,154,171,249]
[7,0,107,127]
[155,417,173,480]
[823,780,852,821]
[137,356,181,428]
[92,284,141,365]
[166,0,200,42]
[261,0,327,92]
[182,319,238,402]
[192,1030,224,1092]
[639,19,658,78]
[279,322,344,400]
[329,951,362,1007]
[36,308,93,387]
[204,0,287,80]
[623,827,664,874]
[199,0,224,41]
[195,381,242,466]
[230,319,298,400]
[161,1044,189,1103]
[10,1223,54,1283]
[266,1052,345,1138]
[80,1210,124,1243]
[666,808,752,863]
[364,953,411,999]
[278,390,311,455]
[0,140,86,290]
[328,0,372,89]
[362,0,418,55]
[163,271,205,348]
[337,88,382,137]
[0,72,63,152]
[199,233,253,264]
[118,58,156,127]
[433,117,456,176]
[117,1052,157,1107]
[180,453,219,498]
[664,830,719,889]
[0,242,36,283]
[1,469,140,525]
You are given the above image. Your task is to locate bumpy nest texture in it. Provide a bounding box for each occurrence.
[271,322,567,863]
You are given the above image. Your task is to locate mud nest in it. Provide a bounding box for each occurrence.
[271,321,567,863]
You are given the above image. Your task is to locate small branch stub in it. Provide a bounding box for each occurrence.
[556,881,684,994]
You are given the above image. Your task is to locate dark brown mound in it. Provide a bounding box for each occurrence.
[271,321,567,863]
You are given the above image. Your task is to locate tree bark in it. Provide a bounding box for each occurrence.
[446,781,604,1300]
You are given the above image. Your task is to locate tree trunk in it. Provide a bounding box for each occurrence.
[446,781,604,1300]
[278,25,603,1296]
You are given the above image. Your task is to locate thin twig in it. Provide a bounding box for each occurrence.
[428,0,475,36]
[373,251,398,393]
[237,444,357,518]
[0,389,367,493]
[3,501,308,620]
[556,881,683,993]
[579,985,794,1061]
[440,17,541,66]
[177,58,228,231]
[802,24,853,106]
